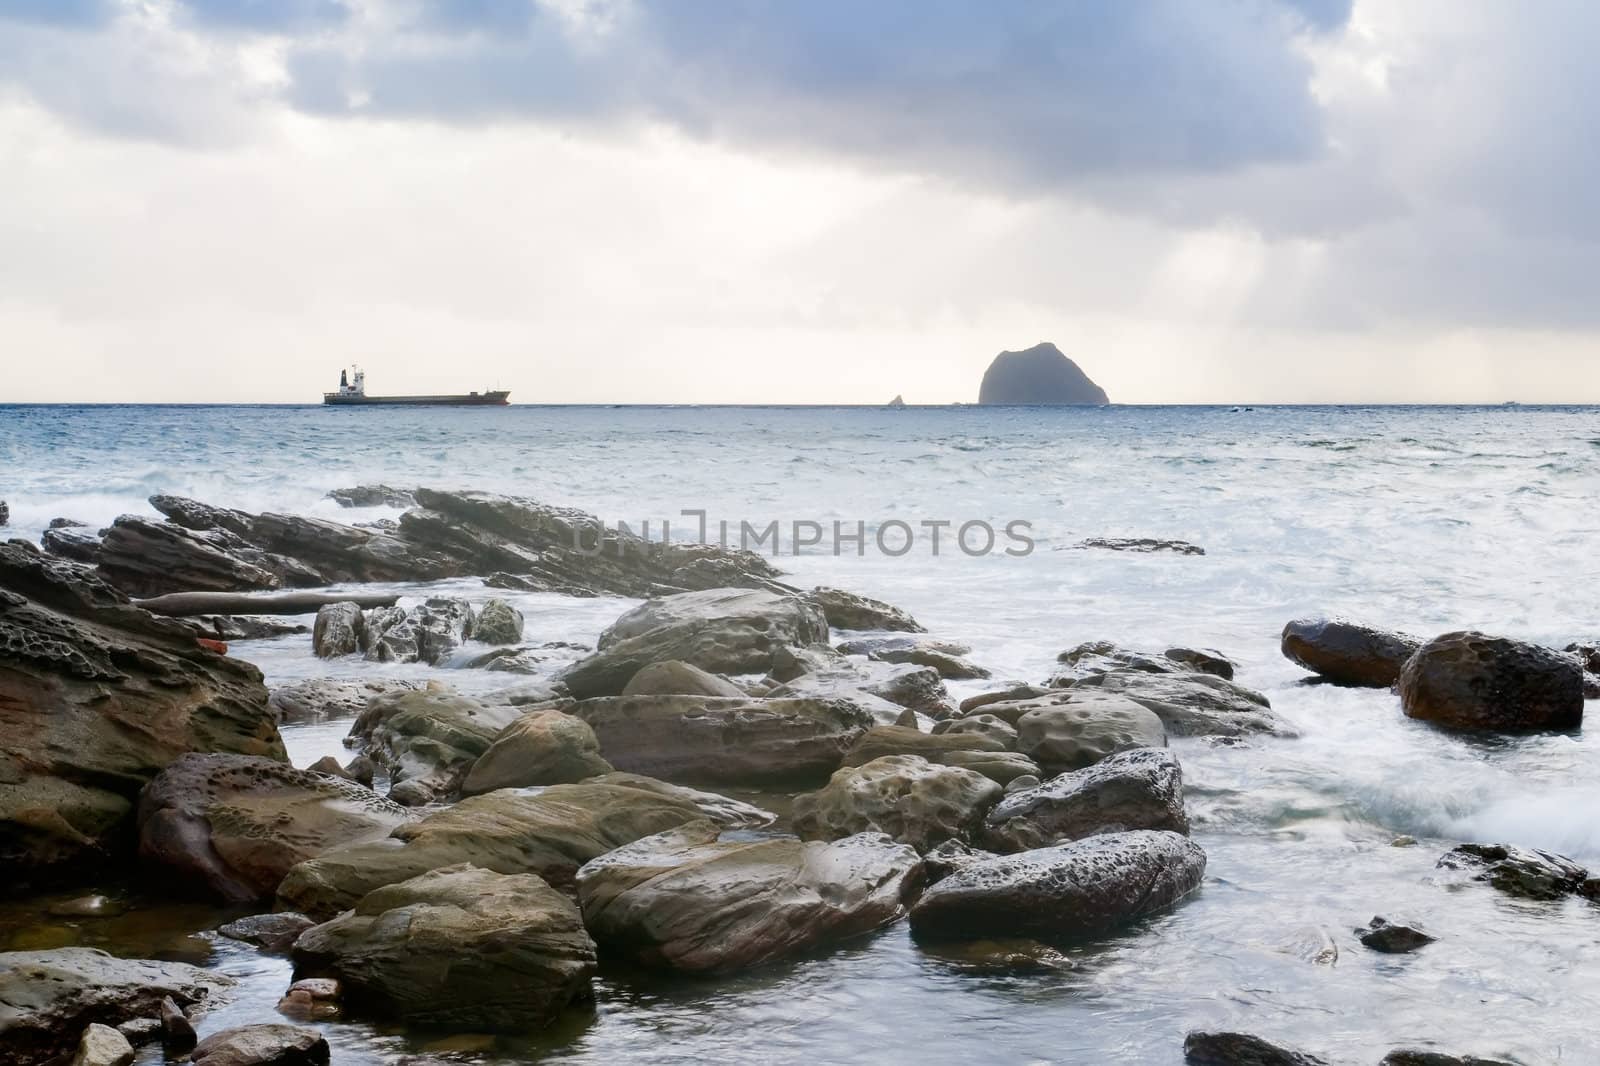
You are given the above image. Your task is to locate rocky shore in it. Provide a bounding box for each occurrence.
[1,488,1593,1064]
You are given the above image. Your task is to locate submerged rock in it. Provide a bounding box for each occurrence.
[137,753,411,903]
[1437,842,1588,900]
[1078,537,1204,556]
[977,342,1108,405]
[292,864,596,1032]
[1183,1031,1328,1065]
[189,1024,328,1066]
[805,586,924,632]
[981,748,1188,852]
[571,694,872,786]
[0,544,283,892]
[793,755,1003,852]
[461,709,614,793]
[216,913,316,954]
[561,588,828,698]
[1400,631,1583,731]
[1357,916,1435,954]
[1380,1050,1516,1066]
[1281,618,1421,688]
[576,822,921,974]
[0,948,234,1066]
[473,597,524,645]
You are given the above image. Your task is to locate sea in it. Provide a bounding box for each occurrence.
[2,402,1599,1064]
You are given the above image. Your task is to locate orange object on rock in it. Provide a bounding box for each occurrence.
[196,638,229,655]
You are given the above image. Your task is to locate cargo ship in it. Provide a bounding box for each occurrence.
[322,367,510,406]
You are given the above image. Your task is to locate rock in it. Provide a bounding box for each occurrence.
[292,863,594,1032]
[1357,916,1435,953]
[386,780,436,807]
[275,978,341,1022]
[922,839,991,884]
[416,597,475,664]
[982,748,1188,852]
[959,684,1052,714]
[931,713,1018,748]
[186,615,309,642]
[1011,693,1168,773]
[277,775,754,916]
[842,725,1007,766]
[216,913,315,954]
[0,544,284,892]
[310,602,364,658]
[571,694,872,786]
[461,710,614,793]
[473,598,524,645]
[0,948,233,1066]
[249,511,450,584]
[1400,631,1583,731]
[1163,647,1235,679]
[158,996,195,1052]
[575,822,921,974]
[1183,1031,1328,1065]
[1054,640,1187,680]
[147,495,255,538]
[137,753,411,903]
[348,689,523,802]
[621,659,745,698]
[113,1018,159,1045]
[40,526,104,564]
[92,516,282,598]
[266,678,418,724]
[977,342,1108,405]
[303,756,352,781]
[46,895,124,918]
[1078,537,1205,555]
[908,830,1205,940]
[1380,1050,1516,1066]
[937,750,1043,787]
[847,637,989,680]
[48,518,87,530]
[189,1024,329,1066]
[793,756,1004,852]
[562,588,827,698]
[67,1023,133,1066]
[1437,842,1588,900]
[1281,618,1422,687]
[805,586,924,632]
[769,650,952,719]
[326,485,415,509]
[887,394,905,407]
[0,500,7,525]
[1065,670,1294,738]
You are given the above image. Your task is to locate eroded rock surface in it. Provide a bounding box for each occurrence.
[793,755,1003,852]
[1400,632,1583,731]
[982,748,1188,852]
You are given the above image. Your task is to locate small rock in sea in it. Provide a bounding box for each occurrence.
[1077,536,1205,556]
[326,484,415,509]
[0,499,8,526]
[474,598,525,645]
[47,517,86,529]
[1357,916,1435,953]
[792,755,1003,853]
[1400,631,1583,731]
[47,895,125,919]
[1391,835,1418,847]
[311,601,365,658]
[919,937,1075,974]
[190,1023,329,1066]
[1280,617,1422,688]
[1380,1049,1517,1065]
[217,912,316,954]
[1438,842,1588,900]
[1184,1031,1328,1064]
[159,996,196,1053]
[805,586,925,632]
[1163,646,1236,679]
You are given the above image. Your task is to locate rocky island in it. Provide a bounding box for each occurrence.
[977,342,1109,405]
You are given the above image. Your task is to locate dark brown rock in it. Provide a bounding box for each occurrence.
[1184,1031,1328,1065]
[1400,632,1583,731]
[981,748,1188,852]
[1281,618,1422,687]
[1357,916,1435,953]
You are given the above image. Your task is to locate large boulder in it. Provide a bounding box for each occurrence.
[1005,692,1167,772]
[267,678,419,724]
[461,710,614,793]
[1399,632,1583,731]
[793,756,1004,852]
[570,695,872,786]
[0,544,283,892]
[1064,670,1294,738]
[560,588,829,698]
[310,602,364,659]
[1281,618,1422,687]
[348,689,523,803]
[277,774,767,916]
[92,516,282,598]
[0,948,234,1066]
[805,587,924,632]
[189,1025,328,1066]
[908,830,1205,940]
[981,748,1188,852]
[575,822,921,974]
[292,864,596,1032]
[473,598,524,645]
[137,753,412,902]
[977,342,1109,405]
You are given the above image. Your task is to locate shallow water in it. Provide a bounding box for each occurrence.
[4,403,1600,1063]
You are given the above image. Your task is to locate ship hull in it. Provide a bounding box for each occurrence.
[323,391,511,406]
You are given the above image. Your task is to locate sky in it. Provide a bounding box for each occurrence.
[1,0,1598,404]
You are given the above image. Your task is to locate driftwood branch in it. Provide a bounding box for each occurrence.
[135,590,400,617]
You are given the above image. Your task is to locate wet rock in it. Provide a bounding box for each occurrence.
[793,755,1004,852]
[349,689,522,802]
[571,694,872,786]
[1281,618,1422,688]
[1078,537,1204,556]
[278,775,756,916]
[461,710,614,793]
[769,650,952,719]
[856,638,990,680]
[292,864,593,1032]
[576,822,921,974]
[250,511,451,584]
[158,997,194,1052]
[1012,693,1168,773]
[982,748,1188,852]
[621,659,745,698]
[805,586,924,632]
[0,948,233,1066]
[266,678,419,724]
[0,544,283,891]
[561,588,828,698]
[186,616,309,642]
[959,684,1052,714]
[67,1023,133,1066]
[919,937,1076,974]
[1400,631,1583,731]
[1163,647,1235,679]
[1065,669,1294,738]
[908,830,1206,940]
[936,750,1043,787]
[1357,916,1435,953]
[0,499,7,525]
[311,602,364,658]
[1379,1050,1516,1066]
[147,495,255,538]
[1183,1031,1328,1065]
[40,526,104,564]
[189,1023,329,1066]
[1053,640,1188,681]
[473,598,524,645]
[1437,842,1588,900]
[217,913,316,954]
[93,516,282,598]
[842,725,1008,766]
[922,839,991,884]
[304,756,352,781]
[931,713,1018,748]
[275,978,341,1022]
[46,895,124,918]
[977,342,1108,404]
[327,485,415,509]
[137,753,411,902]
[114,1017,160,1045]
[416,597,475,665]
[1004,773,1041,794]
